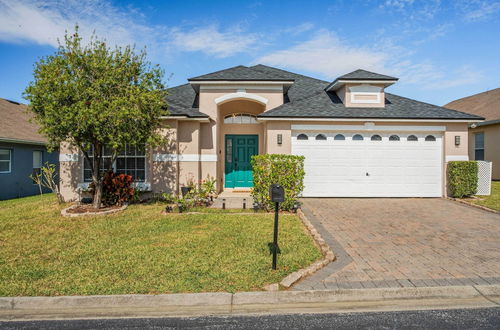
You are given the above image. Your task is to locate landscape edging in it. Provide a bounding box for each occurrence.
[447,197,500,215]
[276,209,336,289]
[61,204,128,217]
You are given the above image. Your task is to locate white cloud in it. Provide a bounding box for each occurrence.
[457,0,500,21]
[169,25,258,58]
[255,30,389,79]
[0,0,258,59]
[0,0,150,47]
[255,30,482,90]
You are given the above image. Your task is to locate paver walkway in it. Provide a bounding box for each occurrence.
[293,198,500,290]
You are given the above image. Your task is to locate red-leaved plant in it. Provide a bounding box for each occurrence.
[91,171,135,207]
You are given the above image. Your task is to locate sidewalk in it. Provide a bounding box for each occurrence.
[1,285,499,321]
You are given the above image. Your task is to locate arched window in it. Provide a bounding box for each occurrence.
[352,134,364,141]
[407,135,418,141]
[297,134,309,140]
[224,113,258,124]
[371,134,382,141]
[315,134,327,141]
[334,134,345,141]
[389,135,400,141]
[425,135,436,141]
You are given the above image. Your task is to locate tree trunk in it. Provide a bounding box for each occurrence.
[93,180,103,209]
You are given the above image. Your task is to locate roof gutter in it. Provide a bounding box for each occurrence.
[0,137,48,146]
[257,117,483,123]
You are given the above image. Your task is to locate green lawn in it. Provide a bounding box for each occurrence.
[0,194,321,296]
[472,181,500,211]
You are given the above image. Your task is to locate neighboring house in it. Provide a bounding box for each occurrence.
[0,98,59,200]
[445,88,500,180]
[59,65,482,201]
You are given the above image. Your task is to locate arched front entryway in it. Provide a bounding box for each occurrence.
[217,99,265,190]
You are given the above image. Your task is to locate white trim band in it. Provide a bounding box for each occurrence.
[445,155,469,162]
[291,124,446,132]
[59,154,79,162]
[153,154,217,162]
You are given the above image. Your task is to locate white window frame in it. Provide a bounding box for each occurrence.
[0,148,12,174]
[474,132,485,161]
[32,150,43,183]
[83,144,147,182]
[223,113,259,124]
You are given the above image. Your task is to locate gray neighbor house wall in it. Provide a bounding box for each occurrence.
[0,141,58,200]
[0,98,59,201]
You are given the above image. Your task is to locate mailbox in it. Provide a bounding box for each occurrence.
[269,184,285,203]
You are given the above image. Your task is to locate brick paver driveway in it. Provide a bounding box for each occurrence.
[294,198,500,290]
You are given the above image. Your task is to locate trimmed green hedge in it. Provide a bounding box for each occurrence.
[448,161,478,198]
[251,154,305,211]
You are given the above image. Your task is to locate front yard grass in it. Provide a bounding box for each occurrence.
[0,194,321,296]
[471,181,500,211]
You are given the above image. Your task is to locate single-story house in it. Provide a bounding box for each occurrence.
[0,98,59,200]
[445,88,500,180]
[59,65,483,201]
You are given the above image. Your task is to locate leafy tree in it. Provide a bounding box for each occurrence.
[24,27,168,208]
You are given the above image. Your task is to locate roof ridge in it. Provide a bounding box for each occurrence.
[188,65,249,80]
[250,64,330,83]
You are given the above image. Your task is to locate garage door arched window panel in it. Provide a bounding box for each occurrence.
[425,135,436,142]
[407,135,418,142]
[315,134,327,141]
[352,134,364,141]
[224,113,258,124]
[297,133,309,140]
[334,134,345,141]
[371,134,382,141]
[389,135,400,141]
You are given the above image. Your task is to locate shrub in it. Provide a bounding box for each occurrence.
[251,154,305,211]
[91,171,135,206]
[448,161,478,198]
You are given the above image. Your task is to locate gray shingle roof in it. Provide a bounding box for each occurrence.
[258,91,484,120]
[167,64,482,120]
[336,69,398,81]
[166,84,207,118]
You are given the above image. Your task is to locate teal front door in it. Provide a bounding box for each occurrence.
[225,135,258,188]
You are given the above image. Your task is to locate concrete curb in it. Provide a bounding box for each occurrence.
[1,285,499,320]
[61,204,128,217]
[447,197,500,215]
[276,209,336,289]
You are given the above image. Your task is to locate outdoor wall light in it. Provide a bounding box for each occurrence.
[455,136,461,146]
[277,134,283,145]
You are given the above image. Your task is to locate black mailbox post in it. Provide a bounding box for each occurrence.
[269,184,285,270]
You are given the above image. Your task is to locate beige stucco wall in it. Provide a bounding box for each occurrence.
[151,119,178,194]
[469,123,500,180]
[337,83,386,108]
[59,142,82,201]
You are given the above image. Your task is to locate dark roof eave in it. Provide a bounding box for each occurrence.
[472,118,500,127]
[257,115,483,121]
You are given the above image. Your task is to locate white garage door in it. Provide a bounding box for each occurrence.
[292,131,443,197]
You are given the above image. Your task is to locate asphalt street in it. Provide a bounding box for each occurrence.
[1,307,499,329]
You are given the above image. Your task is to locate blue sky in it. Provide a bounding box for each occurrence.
[0,0,499,106]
